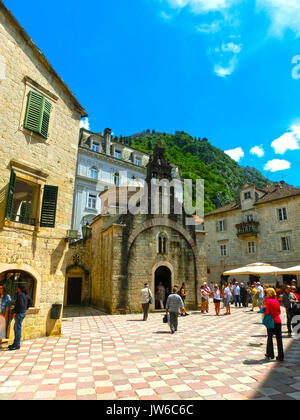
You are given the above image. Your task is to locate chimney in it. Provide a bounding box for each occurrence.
[104,128,112,155]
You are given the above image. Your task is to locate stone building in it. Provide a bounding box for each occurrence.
[66,143,207,312]
[0,2,87,340]
[71,128,151,235]
[205,182,300,286]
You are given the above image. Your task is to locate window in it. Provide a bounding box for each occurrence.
[281,236,291,251]
[217,220,226,232]
[91,142,99,152]
[244,192,252,200]
[114,173,120,187]
[5,170,58,228]
[89,167,98,180]
[114,150,121,159]
[24,91,52,139]
[87,194,97,210]
[158,234,167,254]
[220,244,227,257]
[135,157,141,166]
[246,214,254,222]
[277,208,287,221]
[248,241,256,254]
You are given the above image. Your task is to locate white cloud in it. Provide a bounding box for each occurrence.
[250,145,265,157]
[165,0,238,13]
[80,118,90,131]
[264,159,291,172]
[225,147,245,162]
[256,0,300,37]
[196,20,222,33]
[271,125,300,154]
[221,41,242,54]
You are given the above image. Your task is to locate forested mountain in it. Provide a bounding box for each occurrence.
[118,130,272,214]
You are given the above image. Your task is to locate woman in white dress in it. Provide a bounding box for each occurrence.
[0,285,11,348]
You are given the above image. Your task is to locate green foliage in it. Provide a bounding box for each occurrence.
[123,132,271,214]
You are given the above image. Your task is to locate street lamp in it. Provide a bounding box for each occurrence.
[82,223,92,240]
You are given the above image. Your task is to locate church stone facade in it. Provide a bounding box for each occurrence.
[66,144,207,313]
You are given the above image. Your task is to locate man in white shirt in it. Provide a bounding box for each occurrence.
[141,283,153,321]
[256,282,264,310]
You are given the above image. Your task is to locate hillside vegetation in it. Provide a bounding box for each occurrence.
[119,130,271,214]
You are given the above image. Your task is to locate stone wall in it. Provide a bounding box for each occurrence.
[0,8,83,341]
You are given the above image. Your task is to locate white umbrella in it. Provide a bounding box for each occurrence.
[223,263,281,277]
[276,265,300,275]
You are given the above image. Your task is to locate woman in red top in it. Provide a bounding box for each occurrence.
[265,288,284,362]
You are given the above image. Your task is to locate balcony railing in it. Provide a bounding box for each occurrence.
[236,221,259,237]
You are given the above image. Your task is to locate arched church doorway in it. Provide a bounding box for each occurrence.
[154,266,172,310]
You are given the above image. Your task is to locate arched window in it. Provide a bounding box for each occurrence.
[89,167,98,180]
[158,233,168,254]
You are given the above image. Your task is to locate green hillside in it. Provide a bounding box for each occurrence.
[118,130,272,214]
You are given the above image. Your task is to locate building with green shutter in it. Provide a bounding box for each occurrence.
[0,1,87,341]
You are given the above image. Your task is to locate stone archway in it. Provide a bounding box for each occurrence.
[152,261,174,310]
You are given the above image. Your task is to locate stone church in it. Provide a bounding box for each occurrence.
[66,143,207,313]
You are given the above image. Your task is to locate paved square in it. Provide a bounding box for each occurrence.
[0,306,299,400]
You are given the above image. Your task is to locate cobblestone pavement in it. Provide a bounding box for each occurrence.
[0,305,300,400]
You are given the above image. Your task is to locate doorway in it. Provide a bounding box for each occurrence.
[154,266,172,310]
[67,278,82,305]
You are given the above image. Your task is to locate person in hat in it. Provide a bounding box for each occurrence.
[141,283,153,321]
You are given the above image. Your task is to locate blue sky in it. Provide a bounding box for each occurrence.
[6,0,300,185]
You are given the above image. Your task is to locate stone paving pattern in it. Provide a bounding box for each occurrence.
[0,305,300,400]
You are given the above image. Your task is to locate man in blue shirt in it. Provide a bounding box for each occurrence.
[8,286,32,351]
[233,281,241,308]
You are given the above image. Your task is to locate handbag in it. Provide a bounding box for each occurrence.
[148,291,153,304]
[163,314,168,324]
[262,313,275,329]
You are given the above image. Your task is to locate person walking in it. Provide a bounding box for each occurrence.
[165,287,184,334]
[223,284,232,315]
[282,285,297,337]
[141,283,153,322]
[0,285,11,349]
[251,284,258,311]
[264,288,284,362]
[8,285,32,351]
[240,283,248,307]
[156,282,165,310]
[256,282,265,311]
[233,281,241,307]
[178,283,189,317]
[201,284,210,313]
[212,284,221,316]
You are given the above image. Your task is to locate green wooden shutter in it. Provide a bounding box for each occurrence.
[40,98,52,139]
[24,91,52,139]
[5,170,16,220]
[40,186,58,228]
